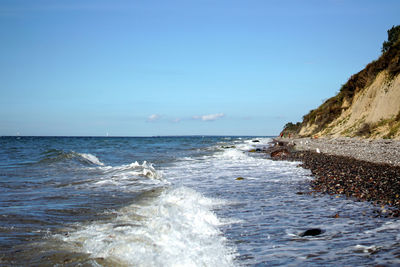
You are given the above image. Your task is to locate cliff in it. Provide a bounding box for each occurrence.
[282,26,400,139]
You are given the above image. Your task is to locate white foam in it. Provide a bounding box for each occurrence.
[219,148,251,160]
[165,139,311,188]
[102,161,162,180]
[228,138,272,152]
[353,244,380,253]
[73,161,167,193]
[365,220,400,235]
[234,143,254,151]
[78,153,104,166]
[60,138,308,265]
[59,186,236,266]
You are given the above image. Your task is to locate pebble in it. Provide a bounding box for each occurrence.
[264,138,400,217]
[300,228,323,237]
[284,137,400,166]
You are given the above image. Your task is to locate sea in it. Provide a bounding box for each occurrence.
[1,136,400,266]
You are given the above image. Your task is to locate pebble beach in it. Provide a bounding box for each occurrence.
[282,137,400,166]
[268,137,400,216]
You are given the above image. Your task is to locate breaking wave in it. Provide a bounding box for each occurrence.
[58,187,236,266]
[39,149,104,166]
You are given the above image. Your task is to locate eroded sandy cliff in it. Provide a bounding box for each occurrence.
[283,29,400,139]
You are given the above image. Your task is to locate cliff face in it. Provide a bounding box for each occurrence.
[284,39,400,139]
[299,70,400,139]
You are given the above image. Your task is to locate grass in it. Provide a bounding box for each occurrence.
[395,110,400,121]
[295,41,400,137]
[349,114,400,139]
[355,123,372,137]
[384,122,400,139]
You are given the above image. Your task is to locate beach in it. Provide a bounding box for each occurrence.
[280,137,400,166]
[269,137,400,216]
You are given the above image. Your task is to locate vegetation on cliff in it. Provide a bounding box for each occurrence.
[281,25,400,138]
[382,25,400,53]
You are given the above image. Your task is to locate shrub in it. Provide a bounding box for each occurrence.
[281,122,302,136]
[395,110,400,121]
[382,25,400,53]
[356,123,372,137]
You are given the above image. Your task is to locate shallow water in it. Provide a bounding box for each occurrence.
[1,136,399,266]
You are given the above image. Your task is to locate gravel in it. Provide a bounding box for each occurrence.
[281,137,400,166]
[265,137,400,216]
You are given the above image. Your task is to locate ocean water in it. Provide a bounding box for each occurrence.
[1,136,400,266]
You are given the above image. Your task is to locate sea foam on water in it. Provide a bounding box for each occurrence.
[59,186,236,266]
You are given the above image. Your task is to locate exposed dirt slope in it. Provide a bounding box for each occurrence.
[284,40,400,139]
[300,71,400,139]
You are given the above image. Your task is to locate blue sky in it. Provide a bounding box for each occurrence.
[1,0,399,136]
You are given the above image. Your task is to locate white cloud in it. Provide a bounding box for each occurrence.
[147,114,160,122]
[193,113,225,121]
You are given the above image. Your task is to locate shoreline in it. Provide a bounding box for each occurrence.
[265,137,400,217]
[279,137,400,166]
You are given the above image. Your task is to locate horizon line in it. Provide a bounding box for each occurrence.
[1,134,277,138]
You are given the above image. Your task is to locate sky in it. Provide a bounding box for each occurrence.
[0,0,399,136]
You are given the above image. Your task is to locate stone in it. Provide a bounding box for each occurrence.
[270,148,291,158]
[222,145,236,149]
[300,228,323,237]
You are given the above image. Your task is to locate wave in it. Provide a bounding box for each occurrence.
[98,161,162,179]
[57,186,236,266]
[39,149,104,166]
[48,161,163,194]
[79,153,104,166]
[52,161,166,192]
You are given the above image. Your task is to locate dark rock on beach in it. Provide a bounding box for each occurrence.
[270,148,291,159]
[265,139,400,217]
[299,228,323,237]
[222,145,236,149]
[293,151,400,211]
[266,140,293,159]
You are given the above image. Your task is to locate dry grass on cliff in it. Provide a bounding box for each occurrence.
[299,41,400,136]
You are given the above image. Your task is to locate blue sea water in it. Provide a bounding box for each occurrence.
[0,136,400,266]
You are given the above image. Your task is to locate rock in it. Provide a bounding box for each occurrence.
[249,149,257,153]
[236,177,244,180]
[299,228,323,237]
[252,140,260,143]
[270,148,291,158]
